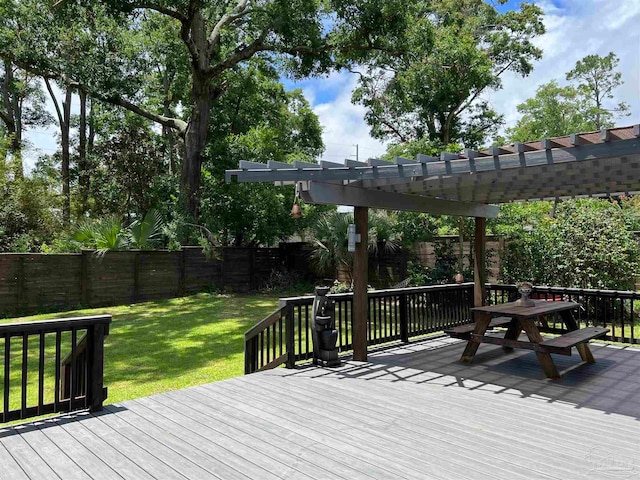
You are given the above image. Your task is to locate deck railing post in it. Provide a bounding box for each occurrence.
[244,336,254,374]
[285,303,296,368]
[87,320,109,412]
[399,293,409,343]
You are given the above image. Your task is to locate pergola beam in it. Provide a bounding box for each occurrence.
[300,182,500,218]
[227,138,640,186]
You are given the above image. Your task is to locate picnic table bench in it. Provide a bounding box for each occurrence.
[447,300,609,379]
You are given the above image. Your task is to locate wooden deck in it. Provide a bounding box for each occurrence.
[2,336,640,479]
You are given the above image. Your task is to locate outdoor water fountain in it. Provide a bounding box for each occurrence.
[310,286,341,367]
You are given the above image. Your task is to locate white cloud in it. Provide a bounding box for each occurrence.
[491,0,640,132]
[312,73,388,163]
[305,0,640,160]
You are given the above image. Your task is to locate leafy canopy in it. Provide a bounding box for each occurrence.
[507,52,630,142]
[501,200,639,290]
[353,0,544,149]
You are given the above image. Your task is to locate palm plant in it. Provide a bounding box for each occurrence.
[129,209,163,250]
[72,209,165,256]
[368,211,401,256]
[309,210,403,284]
[309,210,354,280]
[73,216,130,257]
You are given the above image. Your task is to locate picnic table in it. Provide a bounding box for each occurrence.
[446,300,609,379]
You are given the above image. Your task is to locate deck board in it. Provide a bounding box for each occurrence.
[2,337,640,479]
[0,442,30,480]
[51,416,155,480]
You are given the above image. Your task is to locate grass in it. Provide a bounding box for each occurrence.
[1,293,281,410]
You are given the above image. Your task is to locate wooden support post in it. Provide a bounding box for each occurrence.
[285,304,296,369]
[399,292,409,343]
[87,321,109,411]
[16,256,25,313]
[353,206,369,362]
[474,217,486,307]
[133,251,140,302]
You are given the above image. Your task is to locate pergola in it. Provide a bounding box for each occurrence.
[226,125,640,362]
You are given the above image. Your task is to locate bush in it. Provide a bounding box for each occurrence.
[260,268,314,294]
[501,200,640,290]
[407,260,432,287]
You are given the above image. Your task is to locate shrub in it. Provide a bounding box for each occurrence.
[501,200,640,290]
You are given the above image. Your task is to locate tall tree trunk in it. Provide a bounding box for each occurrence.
[2,61,22,179]
[181,71,212,219]
[10,73,22,179]
[87,97,95,156]
[78,90,89,215]
[162,69,177,175]
[441,115,452,146]
[181,8,212,221]
[45,78,73,225]
[179,9,216,220]
[61,88,72,225]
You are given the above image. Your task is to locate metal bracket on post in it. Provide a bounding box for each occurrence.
[347,224,361,253]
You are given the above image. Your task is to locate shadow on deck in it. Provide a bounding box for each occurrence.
[1,336,640,479]
[280,336,640,419]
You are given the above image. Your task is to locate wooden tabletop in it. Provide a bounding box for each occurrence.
[471,300,578,319]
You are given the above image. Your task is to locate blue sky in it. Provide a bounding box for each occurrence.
[283,0,640,165]
[24,0,640,170]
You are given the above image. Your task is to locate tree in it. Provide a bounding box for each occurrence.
[44,79,73,224]
[566,52,630,130]
[90,112,166,219]
[506,81,590,142]
[508,52,630,142]
[0,61,52,178]
[0,0,413,218]
[0,156,60,252]
[353,0,544,149]
[500,200,639,290]
[199,61,325,246]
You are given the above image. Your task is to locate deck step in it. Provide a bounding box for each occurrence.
[444,316,512,339]
[541,327,609,349]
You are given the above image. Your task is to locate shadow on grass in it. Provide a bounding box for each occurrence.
[1,293,281,405]
[101,294,278,387]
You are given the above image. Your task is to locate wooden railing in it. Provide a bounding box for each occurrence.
[487,284,640,344]
[245,283,474,373]
[244,306,294,374]
[246,282,640,374]
[1,315,111,423]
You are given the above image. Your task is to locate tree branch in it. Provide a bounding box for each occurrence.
[380,118,408,143]
[208,28,270,77]
[128,2,187,22]
[207,0,250,55]
[44,78,64,126]
[95,91,188,134]
[180,23,201,63]
[453,59,516,120]
[6,55,188,134]
[0,108,11,126]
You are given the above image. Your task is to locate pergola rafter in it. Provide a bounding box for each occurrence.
[225,124,640,362]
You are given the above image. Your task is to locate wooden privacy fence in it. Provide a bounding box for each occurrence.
[0,315,111,423]
[0,244,310,317]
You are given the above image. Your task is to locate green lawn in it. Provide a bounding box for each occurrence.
[2,293,281,407]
